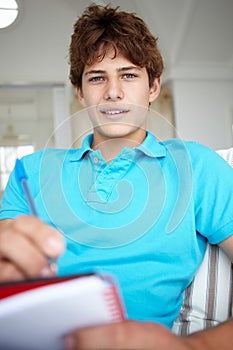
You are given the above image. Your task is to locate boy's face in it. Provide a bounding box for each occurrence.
[76,51,160,145]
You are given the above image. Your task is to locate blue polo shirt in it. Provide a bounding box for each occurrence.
[1,131,233,329]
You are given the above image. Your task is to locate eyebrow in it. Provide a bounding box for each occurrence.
[84,66,142,77]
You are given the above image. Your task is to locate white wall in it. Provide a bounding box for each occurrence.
[171,77,233,150]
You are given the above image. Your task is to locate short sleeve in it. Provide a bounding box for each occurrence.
[188,142,233,244]
[0,151,43,220]
[0,164,29,219]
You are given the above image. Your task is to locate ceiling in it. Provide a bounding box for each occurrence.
[0,0,233,86]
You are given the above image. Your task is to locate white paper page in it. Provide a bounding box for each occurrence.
[0,275,122,350]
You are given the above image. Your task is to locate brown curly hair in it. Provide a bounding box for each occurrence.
[69,3,164,89]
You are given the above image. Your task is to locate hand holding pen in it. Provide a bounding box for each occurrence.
[0,160,65,282]
[15,158,66,275]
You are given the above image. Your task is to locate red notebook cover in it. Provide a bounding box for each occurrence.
[0,273,92,300]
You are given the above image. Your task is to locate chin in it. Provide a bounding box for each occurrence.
[96,124,140,139]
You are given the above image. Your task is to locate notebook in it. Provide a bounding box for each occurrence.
[0,273,125,350]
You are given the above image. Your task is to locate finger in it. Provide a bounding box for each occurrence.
[64,321,176,350]
[64,321,135,350]
[12,215,65,258]
[0,228,55,278]
[0,259,24,281]
[0,216,65,278]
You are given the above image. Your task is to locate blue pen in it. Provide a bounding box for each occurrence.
[15,158,57,273]
[15,159,38,216]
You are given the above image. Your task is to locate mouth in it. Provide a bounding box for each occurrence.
[99,108,130,119]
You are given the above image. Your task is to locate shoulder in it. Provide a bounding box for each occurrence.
[160,140,233,186]
[162,138,214,155]
[184,141,232,171]
[22,148,69,161]
[162,139,226,166]
[21,148,73,175]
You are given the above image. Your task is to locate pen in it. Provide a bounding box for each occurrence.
[15,158,57,273]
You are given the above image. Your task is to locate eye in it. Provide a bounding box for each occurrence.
[88,76,105,83]
[122,73,137,79]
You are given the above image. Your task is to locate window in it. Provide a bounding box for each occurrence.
[0,145,34,194]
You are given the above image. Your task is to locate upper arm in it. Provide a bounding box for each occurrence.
[219,235,233,262]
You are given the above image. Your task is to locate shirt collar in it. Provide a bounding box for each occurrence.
[68,131,166,162]
[137,131,167,158]
[68,134,93,162]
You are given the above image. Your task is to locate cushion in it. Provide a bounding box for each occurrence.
[172,148,233,335]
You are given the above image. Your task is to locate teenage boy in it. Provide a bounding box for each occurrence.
[0,4,233,349]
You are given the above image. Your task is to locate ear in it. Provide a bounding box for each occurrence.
[75,87,86,107]
[149,77,161,103]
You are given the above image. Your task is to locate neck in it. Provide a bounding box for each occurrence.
[92,129,146,163]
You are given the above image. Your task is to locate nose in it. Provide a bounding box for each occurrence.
[104,77,124,101]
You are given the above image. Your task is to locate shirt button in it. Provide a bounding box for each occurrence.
[93,157,99,163]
